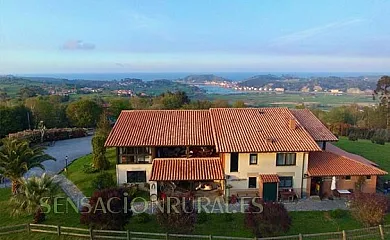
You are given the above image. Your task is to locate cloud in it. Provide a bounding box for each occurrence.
[271,19,365,46]
[61,40,95,50]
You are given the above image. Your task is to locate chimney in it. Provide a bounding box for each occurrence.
[289,118,296,130]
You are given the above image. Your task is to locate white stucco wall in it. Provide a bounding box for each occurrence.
[116,164,153,185]
[224,152,309,197]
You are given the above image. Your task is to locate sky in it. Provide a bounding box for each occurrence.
[1,0,390,74]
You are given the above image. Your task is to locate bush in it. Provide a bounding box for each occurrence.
[133,212,151,223]
[156,198,196,234]
[245,199,291,238]
[371,135,386,145]
[91,172,115,190]
[80,187,132,230]
[82,163,98,174]
[196,211,209,224]
[330,209,348,219]
[8,128,87,144]
[223,213,234,222]
[350,192,388,227]
[348,133,358,141]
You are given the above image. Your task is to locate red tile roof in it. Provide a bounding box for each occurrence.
[291,109,338,142]
[308,151,387,176]
[259,174,280,183]
[210,108,322,152]
[105,110,214,147]
[327,143,378,166]
[149,158,224,181]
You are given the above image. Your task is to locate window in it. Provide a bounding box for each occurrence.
[366,175,371,180]
[120,147,152,164]
[249,154,257,165]
[230,153,239,172]
[276,153,296,166]
[345,175,351,180]
[248,177,257,188]
[279,177,293,188]
[127,171,146,183]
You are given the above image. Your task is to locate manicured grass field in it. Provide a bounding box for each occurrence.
[65,148,117,197]
[334,137,390,179]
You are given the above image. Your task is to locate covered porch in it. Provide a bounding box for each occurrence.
[307,151,387,199]
[149,157,225,200]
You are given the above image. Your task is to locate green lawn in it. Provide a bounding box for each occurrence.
[334,137,390,179]
[65,148,149,201]
[64,148,117,197]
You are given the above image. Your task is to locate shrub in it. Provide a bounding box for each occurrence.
[80,187,132,230]
[371,135,386,145]
[133,212,151,223]
[348,133,358,141]
[156,198,196,234]
[350,192,387,227]
[196,211,209,224]
[91,172,115,190]
[223,213,234,222]
[82,163,98,174]
[245,199,291,238]
[330,209,348,219]
[8,128,87,144]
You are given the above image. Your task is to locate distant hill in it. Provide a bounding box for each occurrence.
[179,74,232,83]
[238,74,281,87]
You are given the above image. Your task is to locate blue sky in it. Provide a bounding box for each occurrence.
[1,0,390,74]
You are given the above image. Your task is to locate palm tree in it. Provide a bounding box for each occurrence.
[10,173,59,223]
[0,138,55,194]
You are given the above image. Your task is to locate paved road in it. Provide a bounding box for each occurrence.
[27,136,93,177]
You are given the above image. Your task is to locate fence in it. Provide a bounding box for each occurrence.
[0,223,390,240]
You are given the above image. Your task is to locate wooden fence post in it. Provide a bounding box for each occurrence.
[127,230,131,240]
[89,228,94,240]
[209,235,212,240]
[342,230,347,240]
[166,233,169,240]
[379,225,385,240]
[26,223,30,234]
[298,233,303,240]
[57,225,61,236]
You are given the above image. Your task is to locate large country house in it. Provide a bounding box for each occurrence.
[105,108,387,201]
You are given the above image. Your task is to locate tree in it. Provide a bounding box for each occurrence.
[130,96,150,110]
[0,138,55,194]
[0,105,31,137]
[10,173,59,223]
[232,100,246,108]
[350,192,388,227]
[80,187,132,230]
[183,100,213,109]
[153,91,190,109]
[374,76,390,129]
[245,200,291,237]
[25,96,68,129]
[66,99,102,127]
[92,134,109,170]
[212,99,230,108]
[18,86,47,99]
[108,98,132,119]
[96,112,111,137]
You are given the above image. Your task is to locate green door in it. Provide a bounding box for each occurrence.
[263,183,277,202]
